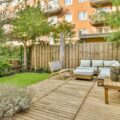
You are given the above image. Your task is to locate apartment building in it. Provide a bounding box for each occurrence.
[41,0,113,43]
[0,0,113,43]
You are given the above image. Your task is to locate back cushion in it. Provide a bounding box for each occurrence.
[80,60,91,67]
[104,60,117,67]
[49,61,62,72]
[92,60,104,67]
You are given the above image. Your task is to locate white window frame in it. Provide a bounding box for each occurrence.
[65,0,72,6]
[96,7,111,13]
[79,29,88,35]
[79,12,88,21]
[65,13,72,22]
[79,0,87,2]
[96,27,111,33]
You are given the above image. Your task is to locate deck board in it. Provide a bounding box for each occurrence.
[14,78,120,120]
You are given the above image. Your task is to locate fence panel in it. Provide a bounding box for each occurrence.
[30,42,120,70]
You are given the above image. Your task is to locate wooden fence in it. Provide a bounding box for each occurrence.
[30,42,120,70]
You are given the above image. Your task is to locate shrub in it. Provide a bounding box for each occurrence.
[0,60,14,77]
[0,85,33,119]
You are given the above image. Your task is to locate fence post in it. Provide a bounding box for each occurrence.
[60,32,65,68]
[20,45,23,66]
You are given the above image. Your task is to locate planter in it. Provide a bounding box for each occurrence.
[110,67,120,81]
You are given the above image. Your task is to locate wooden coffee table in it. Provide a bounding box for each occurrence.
[104,77,120,104]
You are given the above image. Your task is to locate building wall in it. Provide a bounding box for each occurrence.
[49,0,112,42]
[0,0,112,43]
[58,0,96,35]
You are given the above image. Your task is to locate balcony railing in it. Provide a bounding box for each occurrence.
[43,4,62,15]
[89,11,107,26]
[90,0,112,7]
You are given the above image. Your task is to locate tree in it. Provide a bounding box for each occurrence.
[52,20,75,67]
[106,0,120,42]
[0,0,28,42]
[0,0,13,42]
[52,20,75,43]
[11,6,52,69]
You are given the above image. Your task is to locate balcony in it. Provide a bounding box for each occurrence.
[43,4,62,15]
[79,27,112,39]
[89,11,107,26]
[90,0,112,8]
[79,33,110,39]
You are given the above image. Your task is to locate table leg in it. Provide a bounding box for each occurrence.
[105,88,109,104]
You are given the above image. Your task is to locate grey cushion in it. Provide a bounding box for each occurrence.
[73,68,94,76]
[80,60,91,67]
[77,66,104,73]
[92,60,103,67]
[104,60,117,67]
[92,67,104,72]
[98,68,110,80]
[76,67,92,69]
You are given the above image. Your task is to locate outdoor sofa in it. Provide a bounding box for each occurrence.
[73,60,120,85]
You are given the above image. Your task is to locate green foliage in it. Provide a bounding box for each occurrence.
[0,29,5,42]
[106,0,120,42]
[0,60,13,77]
[0,45,21,60]
[91,11,107,24]
[0,45,22,77]
[52,20,75,43]
[0,0,15,43]
[111,0,120,6]
[11,6,52,69]
[12,6,52,42]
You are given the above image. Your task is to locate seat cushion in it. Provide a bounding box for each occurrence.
[98,68,110,80]
[80,60,91,67]
[92,67,104,72]
[92,60,103,67]
[76,67,92,69]
[73,68,94,76]
[77,66,104,73]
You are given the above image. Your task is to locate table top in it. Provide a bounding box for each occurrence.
[104,77,120,90]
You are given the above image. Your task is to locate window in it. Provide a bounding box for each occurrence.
[79,29,88,35]
[48,16,57,24]
[79,0,87,2]
[96,27,111,33]
[65,0,72,5]
[79,12,88,20]
[96,7,111,13]
[103,7,111,12]
[65,13,72,22]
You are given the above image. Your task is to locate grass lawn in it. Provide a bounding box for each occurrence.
[0,72,50,87]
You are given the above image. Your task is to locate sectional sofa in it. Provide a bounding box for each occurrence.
[73,60,120,85]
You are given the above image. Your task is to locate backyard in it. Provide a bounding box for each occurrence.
[0,0,120,120]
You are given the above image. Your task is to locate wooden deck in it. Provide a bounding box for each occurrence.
[14,78,120,120]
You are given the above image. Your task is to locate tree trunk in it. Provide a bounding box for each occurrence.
[24,44,27,70]
[60,32,65,68]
